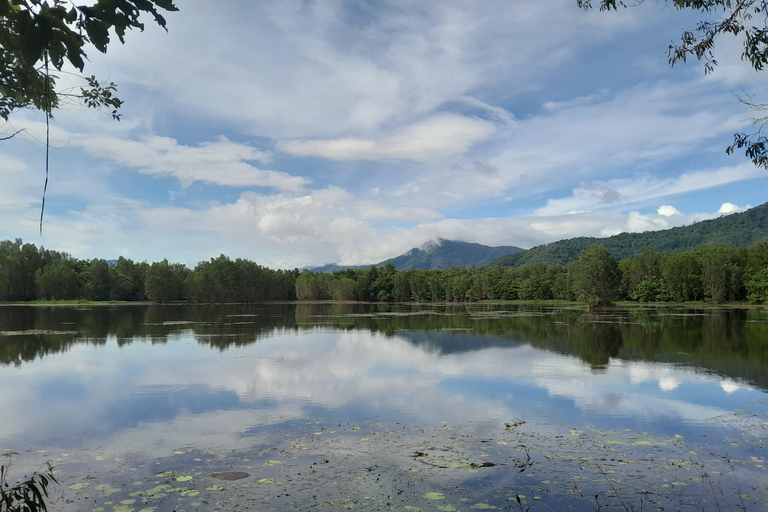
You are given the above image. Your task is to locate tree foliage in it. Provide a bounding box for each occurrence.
[492,201,768,267]
[2,237,767,306]
[0,0,178,120]
[572,244,621,309]
[578,0,768,167]
[1,453,57,512]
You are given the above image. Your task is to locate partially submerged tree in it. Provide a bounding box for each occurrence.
[573,244,621,310]
[578,0,768,167]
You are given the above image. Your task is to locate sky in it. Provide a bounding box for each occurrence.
[1,0,767,269]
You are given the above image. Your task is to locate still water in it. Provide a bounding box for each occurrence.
[1,303,766,511]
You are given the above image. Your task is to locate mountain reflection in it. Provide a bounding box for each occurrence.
[1,303,767,390]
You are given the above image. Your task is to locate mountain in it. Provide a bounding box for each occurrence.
[491,202,768,267]
[382,239,523,270]
[309,239,523,272]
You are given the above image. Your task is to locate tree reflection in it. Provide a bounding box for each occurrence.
[1,304,767,390]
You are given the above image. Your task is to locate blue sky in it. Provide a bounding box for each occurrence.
[1,0,766,269]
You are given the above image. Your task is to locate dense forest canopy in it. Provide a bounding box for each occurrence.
[492,202,768,267]
[0,239,297,303]
[2,238,768,305]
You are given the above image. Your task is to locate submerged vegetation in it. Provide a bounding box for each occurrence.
[13,415,768,512]
[2,238,768,305]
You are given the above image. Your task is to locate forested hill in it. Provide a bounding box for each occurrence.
[310,239,523,272]
[492,202,768,267]
[384,239,523,270]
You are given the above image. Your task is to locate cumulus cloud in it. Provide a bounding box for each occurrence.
[1,0,766,269]
[657,205,681,217]
[718,202,741,214]
[277,114,495,162]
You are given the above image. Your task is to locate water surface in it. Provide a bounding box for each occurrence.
[1,303,766,511]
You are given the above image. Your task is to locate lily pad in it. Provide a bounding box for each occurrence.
[210,471,249,481]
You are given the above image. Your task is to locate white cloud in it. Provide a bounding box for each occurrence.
[535,163,763,216]
[0,327,739,458]
[718,202,741,214]
[1,0,766,269]
[277,114,496,162]
[657,205,681,217]
[76,135,309,190]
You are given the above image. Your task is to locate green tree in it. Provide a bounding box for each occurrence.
[330,276,359,301]
[295,271,331,301]
[626,248,670,302]
[746,267,768,303]
[699,244,745,302]
[144,259,187,303]
[35,258,78,299]
[662,251,703,302]
[578,0,768,167]
[80,258,111,301]
[372,262,396,301]
[109,257,145,301]
[572,244,620,309]
[1,0,178,120]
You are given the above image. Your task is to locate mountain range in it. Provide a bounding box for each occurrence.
[310,202,768,272]
[309,239,523,272]
[491,201,768,267]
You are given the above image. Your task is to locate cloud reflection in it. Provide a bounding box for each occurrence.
[0,325,759,458]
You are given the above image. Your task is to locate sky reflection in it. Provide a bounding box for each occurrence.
[1,307,764,458]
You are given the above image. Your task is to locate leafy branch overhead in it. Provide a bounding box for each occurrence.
[578,0,768,167]
[0,0,178,120]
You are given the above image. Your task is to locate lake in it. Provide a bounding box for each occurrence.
[1,303,766,511]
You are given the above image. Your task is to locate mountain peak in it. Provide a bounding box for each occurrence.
[384,240,523,270]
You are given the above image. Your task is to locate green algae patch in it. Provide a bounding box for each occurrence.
[424,492,445,500]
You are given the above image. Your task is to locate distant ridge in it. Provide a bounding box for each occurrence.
[309,239,523,272]
[491,202,768,267]
[383,239,523,270]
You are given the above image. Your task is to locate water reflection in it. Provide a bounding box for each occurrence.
[0,303,766,456]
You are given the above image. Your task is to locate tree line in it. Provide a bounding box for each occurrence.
[0,239,297,303]
[297,242,768,306]
[3,238,768,305]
